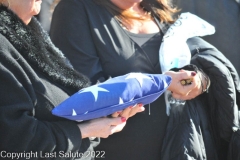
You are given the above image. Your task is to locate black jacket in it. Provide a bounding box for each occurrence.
[50,0,240,159]
[0,5,97,160]
[161,37,240,160]
[172,0,240,73]
[190,37,240,160]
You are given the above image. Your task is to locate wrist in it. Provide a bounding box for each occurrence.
[199,70,210,94]
[164,71,174,91]
[78,123,90,139]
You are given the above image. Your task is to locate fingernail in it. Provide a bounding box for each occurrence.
[129,106,133,109]
[191,72,196,76]
[138,104,143,107]
[121,117,126,122]
[117,111,121,114]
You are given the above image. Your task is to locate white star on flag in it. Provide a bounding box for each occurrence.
[79,85,109,101]
[72,109,77,116]
[125,73,152,87]
[129,97,134,102]
[119,97,124,104]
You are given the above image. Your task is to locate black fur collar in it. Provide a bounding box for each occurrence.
[0,5,90,92]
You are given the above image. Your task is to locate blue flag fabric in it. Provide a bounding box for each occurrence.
[52,73,172,121]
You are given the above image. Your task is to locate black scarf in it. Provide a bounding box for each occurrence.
[0,5,90,92]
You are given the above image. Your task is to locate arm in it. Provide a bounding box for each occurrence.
[188,37,239,141]
[50,0,106,84]
[0,53,82,154]
[0,49,139,155]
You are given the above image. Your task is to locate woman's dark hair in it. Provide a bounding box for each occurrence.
[94,0,178,24]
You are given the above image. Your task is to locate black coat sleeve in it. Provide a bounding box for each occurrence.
[187,37,239,142]
[50,0,106,84]
[0,50,87,158]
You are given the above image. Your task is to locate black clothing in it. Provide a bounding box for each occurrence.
[50,0,240,159]
[127,31,162,66]
[51,0,168,159]
[188,37,240,160]
[50,0,163,84]
[173,0,240,73]
[0,5,97,160]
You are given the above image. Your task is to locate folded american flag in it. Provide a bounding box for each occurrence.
[52,72,171,121]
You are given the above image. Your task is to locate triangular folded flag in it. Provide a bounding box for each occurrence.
[52,73,171,121]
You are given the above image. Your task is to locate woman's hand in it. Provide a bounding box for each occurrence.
[78,117,127,138]
[78,104,145,139]
[164,70,202,100]
[111,103,145,119]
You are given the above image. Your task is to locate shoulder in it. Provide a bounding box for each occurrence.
[52,0,104,21]
[0,33,13,49]
[0,34,19,59]
[0,33,28,74]
[187,37,230,65]
[187,37,216,50]
[0,34,27,85]
[56,0,98,9]
[186,36,223,58]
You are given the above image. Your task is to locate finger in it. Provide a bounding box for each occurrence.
[138,104,145,112]
[183,93,196,100]
[128,104,144,117]
[171,92,183,100]
[120,106,133,119]
[180,78,198,93]
[111,110,122,118]
[173,80,202,100]
[110,122,126,134]
[172,84,193,96]
[128,104,139,117]
[188,86,202,98]
[178,95,193,101]
[178,71,197,81]
[108,117,127,126]
[173,88,198,100]
[183,75,201,96]
[172,92,191,101]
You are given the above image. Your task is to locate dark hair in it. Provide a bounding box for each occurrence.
[94,0,178,24]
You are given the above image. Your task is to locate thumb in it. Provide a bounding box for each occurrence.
[109,117,126,126]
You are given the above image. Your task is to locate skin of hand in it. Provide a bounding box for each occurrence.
[111,103,145,119]
[164,70,202,100]
[78,117,127,139]
[79,104,145,139]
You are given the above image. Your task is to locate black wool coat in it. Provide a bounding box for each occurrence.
[0,5,97,160]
